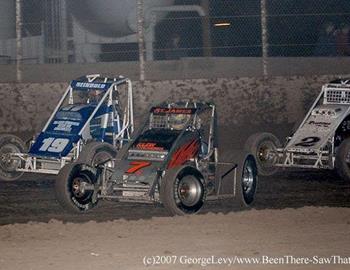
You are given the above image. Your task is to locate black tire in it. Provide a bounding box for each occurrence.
[78,142,117,166]
[245,132,281,176]
[55,163,99,213]
[237,154,258,206]
[160,166,206,216]
[335,138,350,182]
[0,134,26,181]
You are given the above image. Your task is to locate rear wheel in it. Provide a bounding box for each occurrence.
[55,163,99,213]
[78,142,116,166]
[335,138,350,182]
[245,132,281,176]
[160,166,205,216]
[0,134,26,181]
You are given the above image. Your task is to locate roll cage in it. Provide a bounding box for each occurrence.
[126,101,217,160]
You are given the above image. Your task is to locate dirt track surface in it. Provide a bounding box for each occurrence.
[0,170,350,269]
[1,125,350,269]
[1,169,350,225]
[0,206,349,270]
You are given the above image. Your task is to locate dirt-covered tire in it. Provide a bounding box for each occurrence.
[245,132,281,176]
[55,163,99,213]
[160,166,206,216]
[236,154,258,206]
[0,134,26,181]
[78,142,117,166]
[335,138,350,182]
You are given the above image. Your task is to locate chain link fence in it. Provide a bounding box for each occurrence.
[1,0,350,82]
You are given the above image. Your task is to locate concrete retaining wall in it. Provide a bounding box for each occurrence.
[0,75,344,139]
[2,57,350,83]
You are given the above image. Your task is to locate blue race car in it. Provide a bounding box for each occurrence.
[0,74,134,180]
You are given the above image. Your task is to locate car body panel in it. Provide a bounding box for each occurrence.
[6,74,134,175]
[286,104,349,151]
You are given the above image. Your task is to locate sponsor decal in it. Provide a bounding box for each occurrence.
[70,80,112,91]
[308,121,331,128]
[53,121,80,132]
[168,139,200,169]
[62,105,87,112]
[72,196,90,210]
[152,107,195,115]
[136,142,164,151]
[75,82,106,89]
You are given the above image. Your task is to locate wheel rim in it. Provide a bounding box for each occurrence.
[177,175,202,207]
[242,159,255,195]
[0,144,21,172]
[257,141,277,167]
[70,173,93,204]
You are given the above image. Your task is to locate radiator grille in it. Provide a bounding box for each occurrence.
[324,88,350,104]
[149,114,190,129]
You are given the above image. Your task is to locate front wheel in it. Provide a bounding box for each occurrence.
[0,134,26,181]
[55,163,99,213]
[160,166,206,216]
[239,154,258,206]
[335,138,350,182]
[245,132,281,176]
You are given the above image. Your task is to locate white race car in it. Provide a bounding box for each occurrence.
[246,79,350,181]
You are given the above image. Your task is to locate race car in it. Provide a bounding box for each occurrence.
[0,74,134,180]
[246,78,350,181]
[55,101,258,215]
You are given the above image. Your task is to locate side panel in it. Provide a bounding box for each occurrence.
[167,132,200,169]
[286,104,350,151]
[29,133,80,158]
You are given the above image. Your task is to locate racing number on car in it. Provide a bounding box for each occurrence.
[39,138,69,153]
[126,161,151,174]
[295,136,320,147]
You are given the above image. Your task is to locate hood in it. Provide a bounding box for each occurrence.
[131,129,181,151]
[28,104,102,158]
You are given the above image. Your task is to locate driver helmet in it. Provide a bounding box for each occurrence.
[88,89,104,103]
[169,114,190,130]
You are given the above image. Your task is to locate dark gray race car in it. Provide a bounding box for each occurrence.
[55,101,258,215]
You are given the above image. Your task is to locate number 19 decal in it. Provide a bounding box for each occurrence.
[39,138,69,153]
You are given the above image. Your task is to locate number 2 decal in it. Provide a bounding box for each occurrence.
[295,136,320,147]
[39,138,69,153]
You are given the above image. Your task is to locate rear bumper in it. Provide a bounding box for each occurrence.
[274,148,333,170]
[11,153,73,174]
